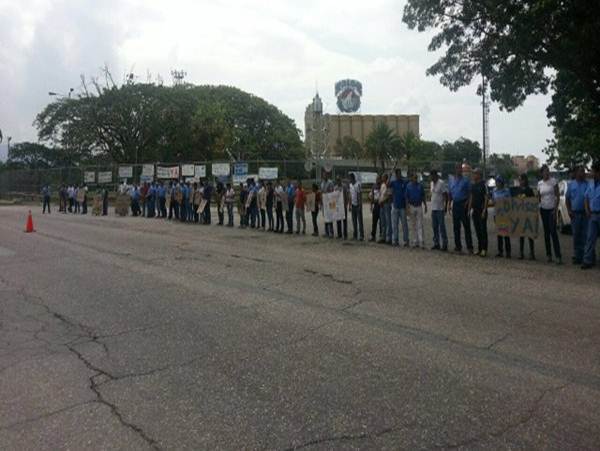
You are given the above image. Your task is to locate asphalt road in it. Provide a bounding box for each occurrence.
[1,206,599,450]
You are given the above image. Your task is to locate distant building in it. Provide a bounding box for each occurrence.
[304,93,419,159]
[511,155,540,174]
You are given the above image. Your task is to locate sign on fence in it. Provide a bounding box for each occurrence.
[233,174,258,184]
[181,164,195,177]
[494,197,540,239]
[84,171,96,183]
[98,171,112,184]
[212,163,230,176]
[233,163,248,177]
[258,167,278,180]
[118,166,133,178]
[322,191,345,223]
[157,166,180,179]
[142,164,155,176]
[115,193,129,216]
[195,165,206,178]
[351,172,378,184]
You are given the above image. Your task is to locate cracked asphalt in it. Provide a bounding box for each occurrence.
[1,205,599,450]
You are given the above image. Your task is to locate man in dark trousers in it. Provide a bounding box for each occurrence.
[41,184,51,214]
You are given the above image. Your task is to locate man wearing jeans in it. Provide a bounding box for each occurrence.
[566,166,589,265]
[406,173,427,248]
[430,170,448,251]
[390,169,409,247]
[582,161,600,269]
[348,173,364,240]
[449,164,473,253]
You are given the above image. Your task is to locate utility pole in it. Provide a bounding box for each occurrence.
[481,73,490,178]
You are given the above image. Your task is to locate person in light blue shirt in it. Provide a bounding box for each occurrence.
[157,182,167,218]
[390,169,409,246]
[492,177,511,258]
[566,166,589,264]
[180,182,189,223]
[449,164,473,253]
[147,183,156,218]
[286,180,296,234]
[582,161,600,269]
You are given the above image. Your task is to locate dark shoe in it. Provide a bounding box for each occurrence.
[556,257,563,265]
[454,248,462,254]
[441,246,448,252]
[519,253,525,260]
[547,256,553,263]
[403,243,410,248]
[506,253,511,259]
[581,263,594,270]
[369,237,376,242]
[431,245,440,251]
[530,254,536,261]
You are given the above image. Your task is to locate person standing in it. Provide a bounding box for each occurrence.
[390,169,409,247]
[225,182,235,227]
[469,169,488,257]
[41,184,51,214]
[492,177,512,258]
[140,182,148,217]
[582,160,600,269]
[295,181,307,234]
[286,180,296,234]
[510,174,536,260]
[216,181,225,226]
[348,173,364,241]
[203,180,213,225]
[67,185,74,213]
[334,177,348,239]
[320,173,335,238]
[266,181,275,231]
[449,164,473,254]
[369,175,381,242]
[406,173,427,248]
[59,185,67,213]
[180,181,189,223]
[146,182,156,218]
[81,184,89,215]
[538,165,562,264]
[430,170,448,251]
[239,183,248,228]
[130,185,141,216]
[258,181,267,230]
[274,180,284,233]
[310,183,321,236]
[157,182,167,218]
[378,173,392,244]
[102,186,109,216]
[566,166,589,265]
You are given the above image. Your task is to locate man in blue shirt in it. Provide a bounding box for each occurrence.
[583,161,600,269]
[203,180,214,225]
[180,181,189,223]
[157,182,167,218]
[406,173,427,248]
[390,168,409,246]
[41,185,51,214]
[147,182,156,218]
[286,180,296,234]
[449,164,474,253]
[566,166,589,264]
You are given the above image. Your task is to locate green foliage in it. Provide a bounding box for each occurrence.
[364,122,401,171]
[436,137,482,175]
[334,136,364,160]
[403,0,600,166]
[35,79,303,165]
[488,153,518,181]
[6,142,73,169]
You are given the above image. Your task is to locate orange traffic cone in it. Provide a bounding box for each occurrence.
[25,210,35,233]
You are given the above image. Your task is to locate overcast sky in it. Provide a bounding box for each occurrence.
[0,0,553,162]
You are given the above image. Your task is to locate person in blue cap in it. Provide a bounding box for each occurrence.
[493,176,512,258]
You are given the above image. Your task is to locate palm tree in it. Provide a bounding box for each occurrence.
[365,122,400,172]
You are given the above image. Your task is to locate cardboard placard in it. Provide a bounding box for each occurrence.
[305,193,316,212]
[115,193,130,216]
[494,197,540,238]
[323,191,345,223]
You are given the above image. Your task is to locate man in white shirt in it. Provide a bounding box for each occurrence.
[430,170,449,251]
[348,173,364,240]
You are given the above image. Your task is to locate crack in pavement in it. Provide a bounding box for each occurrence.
[431,382,572,449]
[0,401,97,431]
[304,269,353,285]
[284,424,403,450]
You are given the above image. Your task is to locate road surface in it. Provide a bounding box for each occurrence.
[1,206,599,450]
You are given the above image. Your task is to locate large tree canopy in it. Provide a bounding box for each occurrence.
[35,81,304,164]
[403,0,600,167]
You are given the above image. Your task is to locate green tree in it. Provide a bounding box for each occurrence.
[333,136,364,160]
[438,137,482,175]
[365,122,401,171]
[488,153,518,180]
[6,142,72,169]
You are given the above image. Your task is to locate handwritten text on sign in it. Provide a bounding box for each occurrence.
[495,197,539,238]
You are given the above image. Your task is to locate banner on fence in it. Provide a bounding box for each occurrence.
[115,193,129,216]
[212,163,230,176]
[98,171,113,184]
[233,174,258,184]
[181,164,195,177]
[195,165,206,178]
[258,167,278,180]
[142,164,155,176]
[494,197,540,239]
[118,166,133,178]
[84,171,96,183]
[157,166,180,179]
[351,172,378,184]
[322,191,345,223]
[233,162,248,177]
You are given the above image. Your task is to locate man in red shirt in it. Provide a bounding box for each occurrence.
[295,181,307,234]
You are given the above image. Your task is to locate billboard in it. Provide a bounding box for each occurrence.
[335,79,362,113]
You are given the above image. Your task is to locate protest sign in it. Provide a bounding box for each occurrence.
[76,189,86,204]
[142,164,155,176]
[233,162,248,177]
[92,194,102,216]
[181,164,195,177]
[212,163,230,177]
[115,193,129,216]
[494,197,539,239]
[258,167,278,180]
[84,171,95,183]
[118,166,133,178]
[322,191,345,223]
[157,166,180,179]
[195,165,206,178]
[98,171,112,184]
[199,198,208,215]
[306,193,316,212]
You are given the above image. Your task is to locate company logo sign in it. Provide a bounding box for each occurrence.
[335,79,363,113]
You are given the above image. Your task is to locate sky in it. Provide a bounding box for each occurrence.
[0,0,553,162]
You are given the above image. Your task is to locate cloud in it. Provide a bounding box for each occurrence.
[0,0,553,162]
